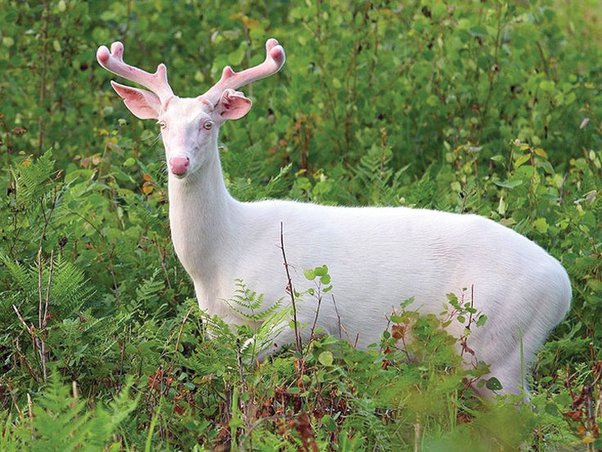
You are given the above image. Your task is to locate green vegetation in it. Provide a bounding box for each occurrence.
[1,0,600,449]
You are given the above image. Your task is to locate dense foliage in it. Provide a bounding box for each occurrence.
[1,0,600,449]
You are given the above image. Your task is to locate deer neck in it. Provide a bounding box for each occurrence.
[167,149,240,288]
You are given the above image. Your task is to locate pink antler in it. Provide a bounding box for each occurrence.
[96,42,174,104]
[203,38,286,104]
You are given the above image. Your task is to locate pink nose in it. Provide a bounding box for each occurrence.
[169,156,190,175]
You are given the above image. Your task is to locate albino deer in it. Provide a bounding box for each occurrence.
[97,38,571,395]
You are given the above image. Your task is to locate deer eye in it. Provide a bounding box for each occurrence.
[202,120,214,131]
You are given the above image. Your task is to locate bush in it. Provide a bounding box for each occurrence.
[1,0,600,449]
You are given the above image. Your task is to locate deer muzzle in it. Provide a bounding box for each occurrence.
[169,156,190,176]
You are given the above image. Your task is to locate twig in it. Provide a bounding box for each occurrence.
[305,283,323,355]
[12,338,39,382]
[13,304,33,336]
[5,383,23,419]
[466,284,475,333]
[36,249,51,381]
[27,393,33,423]
[173,306,194,358]
[42,249,54,329]
[331,294,343,340]
[38,184,60,251]
[154,238,173,291]
[413,421,421,452]
[379,310,394,354]
[279,222,302,354]
[37,249,44,331]
[235,340,246,394]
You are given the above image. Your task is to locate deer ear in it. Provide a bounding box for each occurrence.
[111,81,161,120]
[216,89,252,121]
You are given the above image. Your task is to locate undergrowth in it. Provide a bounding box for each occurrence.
[1,0,601,450]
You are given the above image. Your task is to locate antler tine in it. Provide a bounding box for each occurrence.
[96,41,174,104]
[203,38,286,104]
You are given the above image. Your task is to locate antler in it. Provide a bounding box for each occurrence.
[96,42,174,104]
[202,38,286,104]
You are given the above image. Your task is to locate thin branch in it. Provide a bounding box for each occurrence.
[43,249,54,329]
[34,249,49,381]
[305,284,323,355]
[154,237,173,292]
[12,338,39,382]
[279,222,302,354]
[13,304,33,336]
[331,294,344,340]
[173,306,194,358]
[13,303,46,380]
[5,383,23,419]
[38,184,60,251]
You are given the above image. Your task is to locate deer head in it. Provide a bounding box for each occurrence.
[96,39,285,178]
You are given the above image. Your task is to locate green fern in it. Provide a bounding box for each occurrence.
[0,253,31,291]
[0,253,96,382]
[226,279,284,322]
[406,165,438,208]
[9,372,137,450]
[50,256,94,318]
[354,144,407,205]
[135,269,164,304]
[244,302,292,355]
[0,253,38,321]
[0,254,92,321]
[12,150,57,210]
[197,281,292,359]
[24,373,91,451]
[227,163,292,202]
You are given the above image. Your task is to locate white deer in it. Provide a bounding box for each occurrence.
[96,38,571,395]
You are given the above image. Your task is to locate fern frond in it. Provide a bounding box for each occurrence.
[0,254,34,292]
[354,144,403,205]
[242,303,292,355]
[228,163,292,201]
[14,150,57,209]
[226,280,283,321]
[135,269,165,306]
[0,254,93,324]
[85,378,138,449]
[49,255,94,318]
[11,372,136,450]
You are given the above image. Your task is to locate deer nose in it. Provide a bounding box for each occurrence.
[169,156,190,176]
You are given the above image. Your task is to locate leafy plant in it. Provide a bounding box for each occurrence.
[3,371,137,451]
[0,0,600,449]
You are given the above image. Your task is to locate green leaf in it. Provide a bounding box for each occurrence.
[539,80,556,92]
[486,377,503,391]
[532,218,549,234]
[493,179,523,189]
[513,154,531,168]
[318,351,334,367]
[426,95,439,107]
[123,157,136,167]
[320,274,331,285]
[314,265,328,277]
[304,268,316,280]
